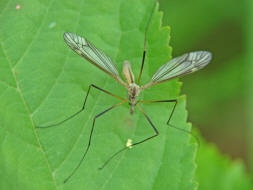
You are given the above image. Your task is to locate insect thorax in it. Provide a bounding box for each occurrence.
[127,83,141,115]
[127,83,141,101]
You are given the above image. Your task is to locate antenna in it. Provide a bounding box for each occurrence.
[137,0,157,85]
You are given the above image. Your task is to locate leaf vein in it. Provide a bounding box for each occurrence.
[0,4,59,188]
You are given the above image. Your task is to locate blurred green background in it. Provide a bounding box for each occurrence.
[159,0,251,174]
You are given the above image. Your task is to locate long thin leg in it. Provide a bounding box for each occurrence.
[137,1,156,85]
[137,99,178,125]
[98,104,158,170]
[137,99,199,145]
[36,84,124,129]
[64,99,128,183]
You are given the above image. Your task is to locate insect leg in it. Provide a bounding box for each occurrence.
[64,99,128,183]
[137,99,177,125]
[98,104,159,170]
[36,84,125,129]
[137,1,156,85]
[137,99,199,145]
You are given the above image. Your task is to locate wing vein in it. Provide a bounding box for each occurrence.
[150,51,212,84]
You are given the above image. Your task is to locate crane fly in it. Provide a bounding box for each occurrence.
[36,2,212,184]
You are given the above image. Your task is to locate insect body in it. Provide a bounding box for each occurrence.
[122,61,141,114]
[64,32,211,116]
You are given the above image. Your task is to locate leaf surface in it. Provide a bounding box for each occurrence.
[0,0,197,189]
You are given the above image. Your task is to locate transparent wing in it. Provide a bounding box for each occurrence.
[63,32,119,78]
[152,51,212,83]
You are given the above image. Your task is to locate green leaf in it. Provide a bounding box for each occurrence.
[0,0,197,189]
[195,133,253,190]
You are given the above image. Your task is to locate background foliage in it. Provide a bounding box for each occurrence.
[160,0,253,189]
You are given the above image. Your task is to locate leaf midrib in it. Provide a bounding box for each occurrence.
[0,24,58,190]
[0,0,59,188]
